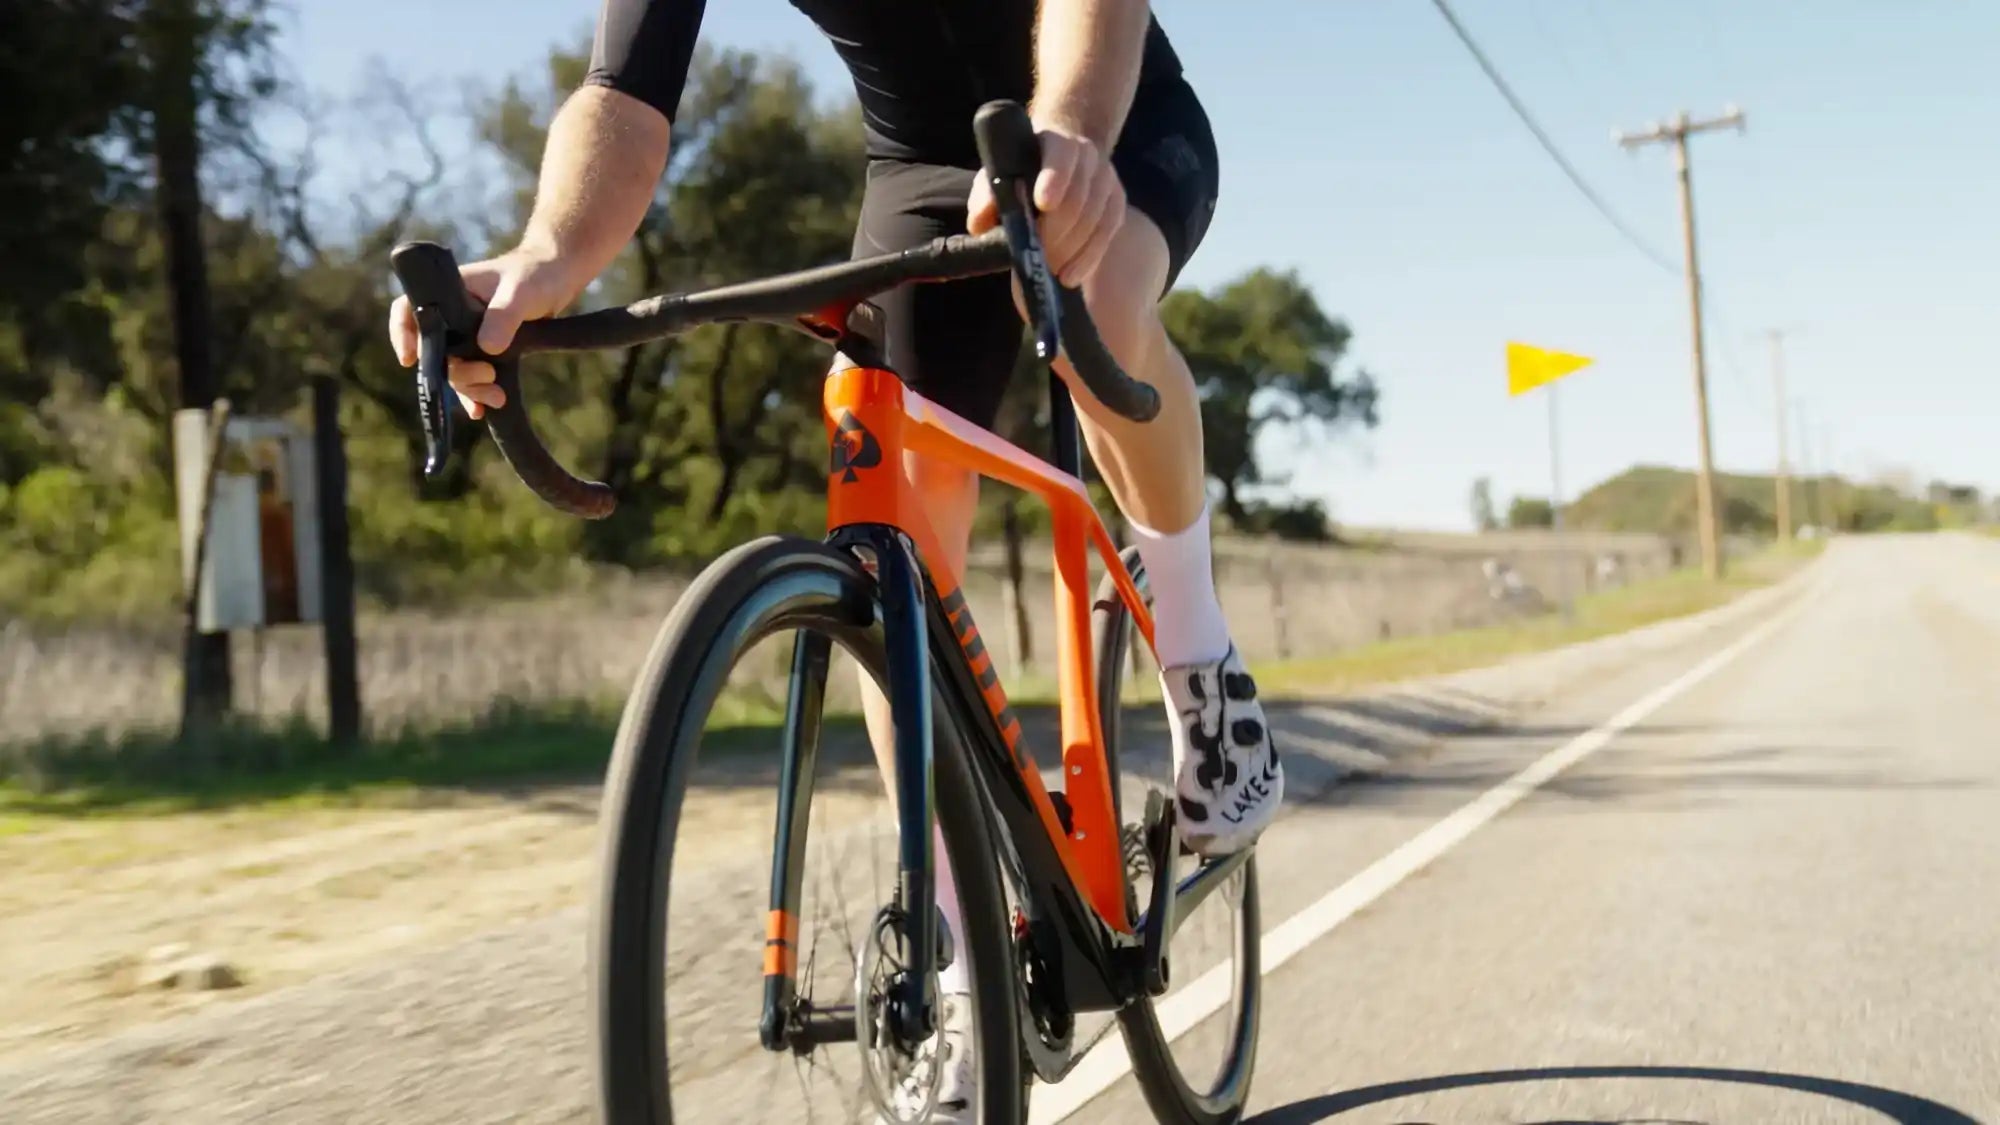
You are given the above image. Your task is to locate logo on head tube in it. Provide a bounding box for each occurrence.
[829,411,882,484]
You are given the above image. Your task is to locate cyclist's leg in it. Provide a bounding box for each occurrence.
[1055,76,1284,857]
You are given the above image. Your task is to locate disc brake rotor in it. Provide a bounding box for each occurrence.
[856,907,940,1123]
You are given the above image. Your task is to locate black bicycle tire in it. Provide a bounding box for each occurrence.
[589,534,1026,1124]
[1090,546,1262,1125]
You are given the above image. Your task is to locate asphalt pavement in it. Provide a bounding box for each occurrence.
[1065,534,2000,1124]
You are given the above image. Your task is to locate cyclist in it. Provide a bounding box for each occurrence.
[389,2,1283,1117]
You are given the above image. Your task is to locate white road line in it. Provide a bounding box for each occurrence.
[1029,580,1820,1123]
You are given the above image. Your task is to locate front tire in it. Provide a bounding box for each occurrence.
[590,535,1025,1124]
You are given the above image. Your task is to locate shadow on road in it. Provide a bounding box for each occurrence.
[1244,1064,1982,1124]
[1277,697,1698,765]
[1278,699,1983,813]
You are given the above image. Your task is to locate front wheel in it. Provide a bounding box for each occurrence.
[1092,547,1262,1124]
[590,535,1026,1123]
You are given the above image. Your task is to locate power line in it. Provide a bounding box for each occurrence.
[1426,0,1680,273]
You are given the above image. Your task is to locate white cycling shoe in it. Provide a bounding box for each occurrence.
[1161,645,1285,856]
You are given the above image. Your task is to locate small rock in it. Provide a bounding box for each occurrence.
[175,955,243,991]
[142,951,243,992]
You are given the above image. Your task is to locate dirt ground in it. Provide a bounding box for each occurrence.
[0,735,893,1064]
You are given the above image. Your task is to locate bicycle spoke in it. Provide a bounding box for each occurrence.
[824,830,860,970]
[790,1052,818,1125]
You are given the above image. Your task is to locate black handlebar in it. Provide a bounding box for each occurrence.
[390,241,617,518]
[391,100,1158,520]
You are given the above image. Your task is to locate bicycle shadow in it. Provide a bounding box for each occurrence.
[1244,1064,1982,1124]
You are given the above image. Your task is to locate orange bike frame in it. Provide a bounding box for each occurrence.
[823,365,1156,933]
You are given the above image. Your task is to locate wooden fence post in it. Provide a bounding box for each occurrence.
[313,376,362,746]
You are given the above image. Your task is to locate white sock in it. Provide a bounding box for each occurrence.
[1129,503,1233,668]
[933,824,970,994]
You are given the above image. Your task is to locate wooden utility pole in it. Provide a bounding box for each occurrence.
[1616,106,1745,579]
[1765,328,1794,542]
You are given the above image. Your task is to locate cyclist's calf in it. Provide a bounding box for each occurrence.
[1050,207,1208,537]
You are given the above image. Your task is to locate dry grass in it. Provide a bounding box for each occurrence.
[0,535,1820,833]
[1254,540,1821,696]
[1,530,1679,749]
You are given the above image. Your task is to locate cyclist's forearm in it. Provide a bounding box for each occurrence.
[1029,0,1150,146]
[517,86,669,298]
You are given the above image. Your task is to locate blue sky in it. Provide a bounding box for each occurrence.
[278,0,1999,530]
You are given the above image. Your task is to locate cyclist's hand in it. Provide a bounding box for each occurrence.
[966,122,1125,287]
[387,249,578,420]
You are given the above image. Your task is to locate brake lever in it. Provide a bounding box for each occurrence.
[412,310,454,477]
[391,240,489,480]
[992,178,1063,361]
[974,103,1063,361]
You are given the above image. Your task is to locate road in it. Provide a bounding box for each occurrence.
[4,534,1996,1123]
[1064,534,2000,1124]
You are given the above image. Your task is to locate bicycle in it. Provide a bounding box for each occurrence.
[392,100,1260,1125]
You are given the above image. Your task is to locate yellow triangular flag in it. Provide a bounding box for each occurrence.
[1507,341,1594,396]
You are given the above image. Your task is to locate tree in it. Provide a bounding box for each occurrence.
[133,0,277,728]
[2,26,1414,636]
[1160,269,1379,527]
[1925,480,1983,527]
[0,1,144,321]
[1507,496,1554,529]
[1232,498,1333,541]
[1,2,152,488]
[1470,477,1498,532]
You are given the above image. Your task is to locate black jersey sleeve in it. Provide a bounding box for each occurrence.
[584,0,708,123]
